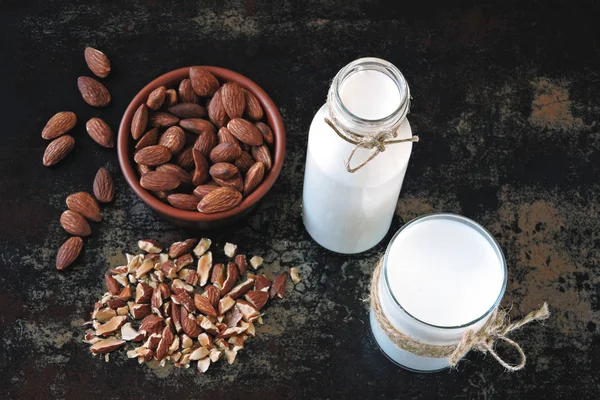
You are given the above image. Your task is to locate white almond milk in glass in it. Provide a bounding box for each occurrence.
[302,58,415,254]
[370,214,507,371]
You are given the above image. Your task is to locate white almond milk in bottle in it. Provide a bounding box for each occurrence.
[302,58,415,254]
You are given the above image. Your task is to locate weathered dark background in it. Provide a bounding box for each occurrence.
[1,0,599,398]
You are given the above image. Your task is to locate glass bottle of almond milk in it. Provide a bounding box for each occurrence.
[302,58,417,254]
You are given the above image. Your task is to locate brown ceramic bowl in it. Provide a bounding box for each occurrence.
[118,66,285,229]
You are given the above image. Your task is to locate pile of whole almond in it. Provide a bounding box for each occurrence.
[84,238,301,373]
[130,67,275,214]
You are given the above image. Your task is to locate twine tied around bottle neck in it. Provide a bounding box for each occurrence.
[370,258,550,371]
[324,92,419,173]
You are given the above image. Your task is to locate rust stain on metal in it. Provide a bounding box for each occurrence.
[529,78,585,130]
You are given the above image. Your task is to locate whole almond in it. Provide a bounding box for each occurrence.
[86,117,114,148]
[192,149,209,186]
[168,103,207,119]
[131,104,148,140]
[135,127,160,150]
[220,82,245,119]
[84,47,111,78]
[217,127,239,144]
[159,126,185,154]
[227,118,263,146]
[164,89,178,108]
[244,89,264,121]
[134,145,171,166]
[56,236,83,270]
[147,86,166,110]
[43,135,75,167]
[179,79,198,104]
[156,163,192,185]
[193,131,218,157]
[209,142,241,163]
[234,151,255,173]
[210,162,238,180]
[66,192,102,222]
[150,112,179,128]
[189,67,219,97]
[77,76,111,107]
[176,146,195,170]
[167,194,201,211]
[255,122,274,146]
[213,173,243,192]
[180,118,216,136]
[243,162,265,196]
[207,88,229,128]
[137,164,152,176]
[93,167,115,203]
[140,171,180,191]
[193,184,219,199]
[60,210,91,236]
[251,144,272,170]
[152,190,171,202]
[197,187,242,214]
[42,111,77,140]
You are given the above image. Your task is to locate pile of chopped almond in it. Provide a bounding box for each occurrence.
[83,238,300,373]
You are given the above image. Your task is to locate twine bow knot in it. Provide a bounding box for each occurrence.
[324,118,419,173]
[448,303,550,371]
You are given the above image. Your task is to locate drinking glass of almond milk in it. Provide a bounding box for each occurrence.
[302,57,417,254]
[370,214,508,371]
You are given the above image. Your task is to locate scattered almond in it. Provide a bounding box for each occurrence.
[93,167,115,203]
[66,192,102,222]
[56,236,83,270]
[60,210,91,236]
[43,135,75,167]
[86,117,114,148]
[84,47,111,78]
[42,111,77,140]
[78,76,111,107]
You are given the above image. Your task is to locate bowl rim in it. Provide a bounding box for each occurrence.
[117,66,285,222]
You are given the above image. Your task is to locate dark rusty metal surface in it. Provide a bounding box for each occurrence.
[1,0,599,399]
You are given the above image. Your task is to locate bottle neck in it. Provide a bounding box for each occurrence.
[327,57,410,137]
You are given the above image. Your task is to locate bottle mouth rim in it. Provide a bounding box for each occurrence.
[330,57,411,126]
[382,213,508,330]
